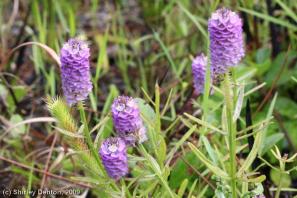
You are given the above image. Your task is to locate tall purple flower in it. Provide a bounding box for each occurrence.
[60,38,92,105]
[192,53,208,94]
[111,96,147,146]
[208,8,244,75]
[99,137,128,180]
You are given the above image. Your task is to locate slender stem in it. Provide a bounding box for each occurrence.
[275,172,282,198]
[78,102,99,163]
[155,84,161,134]
[155,84,164,168]
[77,102,120,192]
[0,155,93,188]
[223,74,237,198]
[202,39,211,135]
[121,179,132,198]
[275,162,285,198]
[139,145,176,198]
[231,68,238,104]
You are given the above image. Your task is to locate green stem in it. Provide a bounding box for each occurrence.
[202,39,211,135]
[155,84,161,134]
[139,145,176,198]
[155,84,164,168]
[275,172,282,198]
[77,102,105,174]
[78,102,120,192]
[121,179,132,198]
[231,68,238,104]
[276,162,285,198]
[223,74,237,198]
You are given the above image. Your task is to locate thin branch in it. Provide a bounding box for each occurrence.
[0,156,93,189]
[40,132,58,190]
[273,111,297,153]
[256,45,291,113]
[181,157,216,190]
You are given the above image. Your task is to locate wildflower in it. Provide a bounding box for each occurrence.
[60,38,93,105]
[99,137,128,180]
[208,8,244,75]
[192,53,209,94]
[111,96,147,146]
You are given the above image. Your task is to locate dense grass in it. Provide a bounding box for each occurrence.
[0,0,297,197]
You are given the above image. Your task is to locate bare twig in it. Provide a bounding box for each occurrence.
[40,132,58,190]
[273,111,297,153]
[0,156,92,189]
[0,117,57,141]
[256,45,291,113]
[181,157,216,190]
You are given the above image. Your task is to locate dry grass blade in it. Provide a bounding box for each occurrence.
[0,156,92,189]
[1,42,61,70]
[40,132,58,191]
[1,117,57,140]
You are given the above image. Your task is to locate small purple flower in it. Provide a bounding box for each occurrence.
[192,53,208,94]
[99,137,128,180]
[60,38,93,105]
[208,8,244,75]
[111,96,147,146]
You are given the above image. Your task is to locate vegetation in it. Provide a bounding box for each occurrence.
[0,0,297,197]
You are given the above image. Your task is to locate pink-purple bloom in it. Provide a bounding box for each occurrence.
[208,8,244,75]
[111,96,147,146]
[99,137,128,180]
[60,38,92,105]
[192,53,208,94]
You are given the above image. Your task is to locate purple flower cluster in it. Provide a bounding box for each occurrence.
[208,8,244,75]
[99,96,147,180]
[61,7,246,181]
[60,39,92,105]
[111,96,147,146]
[192,53,208,94]
[191,8,244,94]
[99,137,128,180]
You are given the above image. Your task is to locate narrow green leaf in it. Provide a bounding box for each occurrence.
[184,113,226,135]
[239,7,297,31]
[153,32,177,75]
[261,133,284,155]
[233,85,244,122]
[259,93,278,155]
[166,125,196,165]
[275,0,297,23]
[201,135,218,165]
[188,179,198,198]
[53,126,83,138]
[139,145,176,198]
[178,2,208,39]
[237,132,263,177]
[188,143,229,179]
[177,179,188,197]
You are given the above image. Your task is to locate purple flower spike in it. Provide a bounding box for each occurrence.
[60,38,93,105]
[192,53,208,94]
[208,8,244,75]
[111,96,147,146]
[99,137,128,180]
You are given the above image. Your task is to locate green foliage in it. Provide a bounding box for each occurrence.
[1,0,297,197]
[9,114,26,138]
